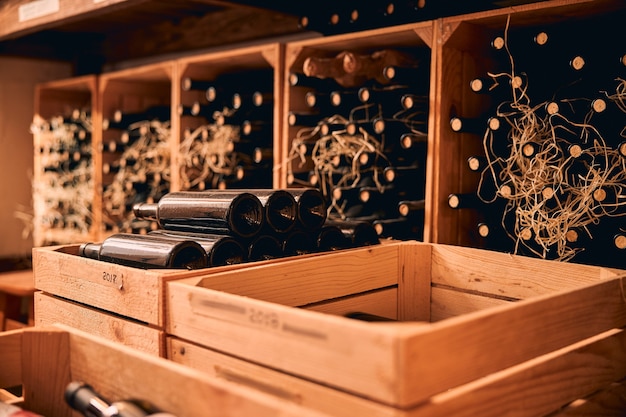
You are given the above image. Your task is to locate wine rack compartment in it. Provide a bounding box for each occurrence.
[99,61,175,237]
[0,326,323,417]
[166,240,626,415]
[282,22,433,242]
[32,75,98,247]
[432,0,626,269]
[175,43,284,192]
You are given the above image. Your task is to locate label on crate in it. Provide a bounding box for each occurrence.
[18,0,60,22]
[59,256,125,291]
[188,292,344,350]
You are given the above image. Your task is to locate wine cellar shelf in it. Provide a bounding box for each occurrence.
[29,0,626,270]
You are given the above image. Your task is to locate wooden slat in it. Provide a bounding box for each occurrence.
[398,275,626,406]
[429,243,617,300]
[0,329,23,389]
[34,292,164,356]
[21,327,71,417]
[397,242,431,321]
[303,287,398,320]
[407,328,626,417]
[551,380,626,417]
[167,337,397,417]
[190,244,402,307]
[430,286,509,321]
[53,325,331,417]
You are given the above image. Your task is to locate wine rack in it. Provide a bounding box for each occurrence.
[99,61,175,237]
[282,21,434,242]
[175,43,284,192]
[28,0,626,271]
[32,75,98,247]
[433,0,626,269]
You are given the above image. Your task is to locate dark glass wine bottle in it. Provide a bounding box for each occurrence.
[78,233,208,270]
[247,234,283,261]
[315,225,351,252]
[149,230,246,267]
[133,191,265,239]
[65,381,178,417]
[324,219,380,247]
[284,188,328,230]
[235,189,298,234]
[281,229,316,256]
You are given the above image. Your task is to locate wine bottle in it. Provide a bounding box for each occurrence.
[288,111,323,127]
[281,229,316,256]
[181,77,214,92]
[288,72,341,90]
[284,188,328,230]
[79,233,208,270]
[235,189,298,234]
[467,155,488,172]
[447,192,483,209]
[398,199,426,217]
[149,230,246,267]
[449,115,501,135]
[65,381,178,417]
[372,216,423,239]
[247,234,283,261]
[133,191,265,239]
[324,219,380,247]
[315,225,351,252]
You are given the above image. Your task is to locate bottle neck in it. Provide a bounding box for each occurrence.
[79,242,102,260]
[133,203,159,220]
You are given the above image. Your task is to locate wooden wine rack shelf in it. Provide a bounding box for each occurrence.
[26,0,626,272]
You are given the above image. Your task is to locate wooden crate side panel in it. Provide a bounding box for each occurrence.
[0,330,23,389]
[304,287,398,320]
[397,276,626,406]
[56,326,330,417]
[430,286,509,321]
[34,292,164,357]
[21,328,72,417]
[407,328,626,417]
[397,242,432,321]
[167,337,399,417]
[429,243,619,300]
[167,281,404,403]
[32,246,165,325]
[194,244,402,307]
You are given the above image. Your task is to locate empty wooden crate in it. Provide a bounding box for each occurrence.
[166,241,626,416]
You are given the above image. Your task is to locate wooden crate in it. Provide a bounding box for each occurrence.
[430,0,626,268]
[32,74,98,247]
[33,243,194,329]
[175,42,285,190]
[34,292,164,356]
[32,242,337,350]
[0,325,331,417]
[166,241,626,414]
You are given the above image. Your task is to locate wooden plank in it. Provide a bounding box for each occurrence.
[0,329,23,389]
[429,243,617,299]
[397,242,431,321]
[430,286,509,321]
[303,287,398,320]
[407,328,626,417]
[167,337,398,417]
[34,292,164,356]
[54,325,331,417]
[397,275,626,406]
[21,327,71,417]
[191,244,402,307]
